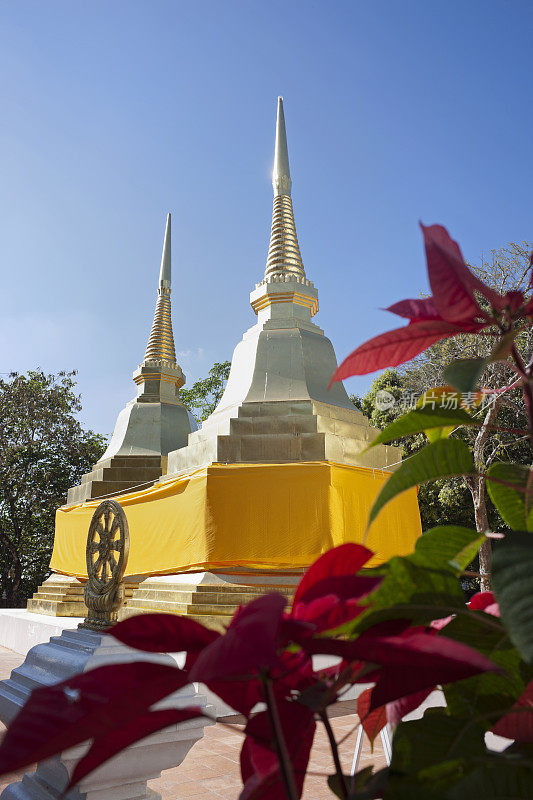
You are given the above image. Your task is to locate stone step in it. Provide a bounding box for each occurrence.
[38,581,83,595]
[96,455,162,470]
[34,587,137,602]
[125,598,239,616]
[229,415,318,436]
[85,480,156,497]
[140,582,295,595]
[237,401,314,418]
[32,591,76,602]
[27,598,85,616]
[81,466,162,484]
[186,614,233,633]
[118,605,232,633]
[217,431,325,463]
[133,588,293,606]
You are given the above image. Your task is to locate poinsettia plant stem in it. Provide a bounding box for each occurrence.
[261,674,299,800]
[319,710,349,800]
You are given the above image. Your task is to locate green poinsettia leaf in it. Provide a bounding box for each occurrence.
[492,531,533,664]
[486,463,533,532]
[446,761,533,799]
[412,525,485,574]
[367,407,479,449]
[368,439,476,527]
[443,358,486,393]
[390,711,486,776]
[487,330,519,363]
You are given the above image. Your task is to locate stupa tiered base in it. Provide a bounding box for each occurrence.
[49,459,421,632]
[67,454,164,504]
[119,572,300,632]
[27,574,140,617]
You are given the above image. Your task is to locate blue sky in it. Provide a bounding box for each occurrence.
[1,1,531,437]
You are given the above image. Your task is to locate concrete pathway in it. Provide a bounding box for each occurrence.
[0,646,386,799]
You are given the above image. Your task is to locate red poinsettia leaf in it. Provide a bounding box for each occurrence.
[294,544,374,607]
[293,595,367,633]
[422,223,501,319]
[295,624,497,709]
[330,319,484,381]
[279,615,316,644]
[502,290,526,314]
[292,575,381,634]
[68,706,206,789]
[239,771,280,800]
[365,631,499,709]
[468,591,500,617]
[295,575,381,607]
[205,676,263,717]
[385,297,441,321]
[204,631,314,716]
[386,688,432,726]
[109,613,219,661]
[240,701,316,799]
[190,593,287,683]
[291,637,362,662]
[358,628,498,672]
[275,650,315,695]
[0,662,189,778]
[492,680,533,742]
[295,619,412,659]
[369,668,435,710]
[357,687,387,745]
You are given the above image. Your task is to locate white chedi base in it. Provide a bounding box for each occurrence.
[0,609,82,656]
[0,627,212,800]
[167,291,399,474]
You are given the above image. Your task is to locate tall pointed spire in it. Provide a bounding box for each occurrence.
[264,98,305,279]
[144,213,177,365]
[272,97,291,197]
[159,212,171,289]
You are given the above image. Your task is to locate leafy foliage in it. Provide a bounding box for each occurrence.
[180,360,231,422]
[0,371,105,605]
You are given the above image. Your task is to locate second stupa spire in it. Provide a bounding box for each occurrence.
[144,213,177,365]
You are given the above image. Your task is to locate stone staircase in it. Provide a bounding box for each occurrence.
[118,579,296,632]
[67,455,163,504]
[27,574,139,617]
[167,399,399,474]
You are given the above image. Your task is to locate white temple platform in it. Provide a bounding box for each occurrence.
[0,609,82,655]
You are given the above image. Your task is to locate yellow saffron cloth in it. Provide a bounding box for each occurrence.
[51,461,422,578]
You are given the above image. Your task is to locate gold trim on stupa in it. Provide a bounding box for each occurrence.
[264,97,306,280]
[265,195,305,279]
[143,213,178,367]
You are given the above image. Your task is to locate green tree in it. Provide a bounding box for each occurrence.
[180,360,231,422]
[0,371,105,606]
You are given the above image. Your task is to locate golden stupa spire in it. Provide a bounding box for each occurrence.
[264,97,305,279]
[144,213,177,366]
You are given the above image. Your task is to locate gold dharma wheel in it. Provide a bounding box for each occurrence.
[86,499,130,593]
